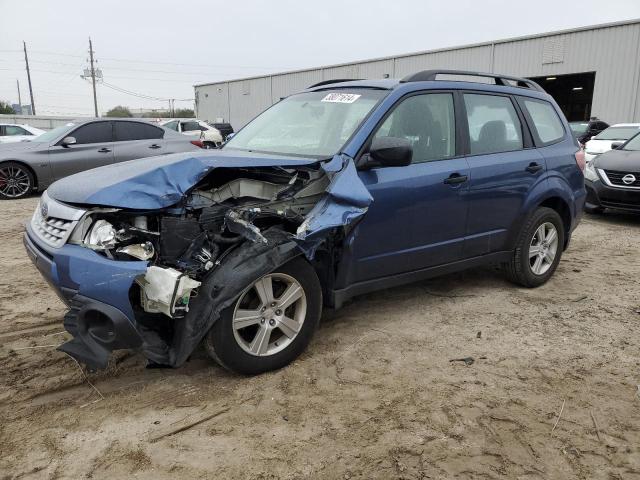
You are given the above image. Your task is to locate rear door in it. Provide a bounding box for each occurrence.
[48,121,115,180]
[461,92,546,257]
[111,121,166,163]
[348,91,470,283]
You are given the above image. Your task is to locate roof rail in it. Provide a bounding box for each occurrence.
[400,70,544,92]
[308,78,361,88]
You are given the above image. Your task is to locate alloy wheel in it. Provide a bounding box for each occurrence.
[528,222,559,275]
[232,272,307,356]
[0,165,31,198]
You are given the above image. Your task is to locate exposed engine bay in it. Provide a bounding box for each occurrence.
[34,152,373,369]
[63,164,346,365]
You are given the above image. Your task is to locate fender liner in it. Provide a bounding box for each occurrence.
[141,228,302,367]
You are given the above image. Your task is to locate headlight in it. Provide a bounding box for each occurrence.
[85,219,117,250]
[584,161,599,182]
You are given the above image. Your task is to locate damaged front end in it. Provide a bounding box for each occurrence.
[25,153,371,370]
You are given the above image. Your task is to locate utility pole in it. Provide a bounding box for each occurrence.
[23,41,35,115]
[16,79,22,107]
[88,37,99,117]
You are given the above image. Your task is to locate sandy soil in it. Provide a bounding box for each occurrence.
[1,196,639,480]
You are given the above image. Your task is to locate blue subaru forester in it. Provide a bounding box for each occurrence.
[24,70,585,374]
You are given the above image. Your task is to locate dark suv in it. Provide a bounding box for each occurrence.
[24,70,586,374]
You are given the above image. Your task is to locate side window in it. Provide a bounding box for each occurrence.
[521,98,565,144]
[114,122,164,141]
[181,121,203,132]
[69,122,113,144]
[5,125,30,136]
[163,120,179,131]
[464,94,523,155]
[372,93,456,163]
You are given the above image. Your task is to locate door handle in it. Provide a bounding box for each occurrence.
[526,162,543,173]
[443,173,468,185]
[149,144,161,149]
[98,147,111,153]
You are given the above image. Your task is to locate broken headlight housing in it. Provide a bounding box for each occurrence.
[84,219,117,250]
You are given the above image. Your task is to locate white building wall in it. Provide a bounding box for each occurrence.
[195,20,640,128]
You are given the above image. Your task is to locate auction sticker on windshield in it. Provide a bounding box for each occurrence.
[322,93,361,103]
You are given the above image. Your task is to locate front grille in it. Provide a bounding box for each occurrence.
[32,210,74,247]
[603,169,640,188]
[30,192,86,248]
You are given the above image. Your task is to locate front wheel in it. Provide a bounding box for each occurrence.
[0,162,34,200]
[503,207,565,287]
[204,257,322,375]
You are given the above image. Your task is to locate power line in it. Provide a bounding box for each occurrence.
[27,49,286,70]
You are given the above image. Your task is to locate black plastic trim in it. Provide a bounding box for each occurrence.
[330,251,512,308]
[400,69,544,92]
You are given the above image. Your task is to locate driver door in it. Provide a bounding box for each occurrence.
[344,92,470,284]
[48,121,115,180]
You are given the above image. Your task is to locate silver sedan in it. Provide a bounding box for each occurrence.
[0,118,202,199]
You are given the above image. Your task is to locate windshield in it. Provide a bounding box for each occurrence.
[594,126,640,141]
[31,123,76,143]
[224,89,387,158]
[622,132,640,151]
[569,122,588,135]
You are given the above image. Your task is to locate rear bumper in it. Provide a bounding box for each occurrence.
[585,178,640,212]
[23,229,148,370]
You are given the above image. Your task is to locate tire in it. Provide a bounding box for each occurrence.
[204,257,322,375]
[203,142,217,149]
[0,161,34,200]
[503,207,565,288]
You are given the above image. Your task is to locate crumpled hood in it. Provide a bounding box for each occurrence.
[47,149,323,209]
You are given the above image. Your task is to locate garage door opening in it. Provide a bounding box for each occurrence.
[528,72,595,122]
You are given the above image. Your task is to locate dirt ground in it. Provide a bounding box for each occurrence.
[1,196,639,480]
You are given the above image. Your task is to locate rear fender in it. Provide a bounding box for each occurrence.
[505,174,578,250]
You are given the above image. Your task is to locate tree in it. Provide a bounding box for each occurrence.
[106,105,133,117]
[174,108,195,118]
[0,101,16,114]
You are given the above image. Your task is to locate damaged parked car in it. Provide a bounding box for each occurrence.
[24,70,586,374]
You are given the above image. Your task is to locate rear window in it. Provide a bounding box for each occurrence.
[114,121,164,141]
[522,98,565,144]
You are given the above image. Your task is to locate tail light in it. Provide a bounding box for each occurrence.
[190,140,204,148]
[575,149,586,173]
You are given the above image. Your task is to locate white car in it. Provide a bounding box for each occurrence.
[161,119,223,149]
[584,123,640,162]
[0,123,46,143]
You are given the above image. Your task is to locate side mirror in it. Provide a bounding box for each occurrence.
[366,136,413,168]
[61,136,77,147]
[611,141,624,150]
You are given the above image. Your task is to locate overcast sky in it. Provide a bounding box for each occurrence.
[1,0,640,116]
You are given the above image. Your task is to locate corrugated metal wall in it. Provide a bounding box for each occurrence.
[195,21,640,128]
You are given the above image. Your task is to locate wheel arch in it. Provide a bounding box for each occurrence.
[538,196,571,248]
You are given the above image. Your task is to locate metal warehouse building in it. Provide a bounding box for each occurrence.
[194,19,640,129]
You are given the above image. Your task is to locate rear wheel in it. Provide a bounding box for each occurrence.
[503,207,564,287]
[204,257,322,375]
[0,162,34,200]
